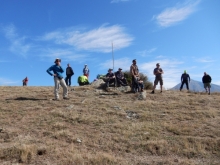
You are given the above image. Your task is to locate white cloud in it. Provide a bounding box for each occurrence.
[136,48,157,57]
[99,57,131,72]
[2,24,32,57]
[0,77,19,85]
[41,25,133,53]
[154,0,200,27]
[212,80,220,86]
[196,58,215,63]
[111,0,130,3]
[38,48,88,62]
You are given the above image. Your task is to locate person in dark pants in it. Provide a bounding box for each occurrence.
[202,72,212,95]
[65,63,74,86]
[151,63,164,94]
[22,77,28,86]
[130,59,139,93]
[115,68,128,87]
[105,68,116,87]
[180,70,190,91]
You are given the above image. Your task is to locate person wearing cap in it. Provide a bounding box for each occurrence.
[202,72,212,95]
[46,58,69,100]
[115,68,128,87]
[180,70,190,91]
[151,63,164,94]
[65,63,74,86]
[130,59,139,92]
[83,64,90,79]
[105,68,116,87]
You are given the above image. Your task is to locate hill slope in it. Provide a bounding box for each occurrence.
[0,86,220,164]
[171,79,220,92]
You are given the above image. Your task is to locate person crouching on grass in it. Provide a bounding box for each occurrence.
[46,58,69,100]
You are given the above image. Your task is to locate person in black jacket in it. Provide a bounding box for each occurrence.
[65,63,74,86]
[105,68,116,87]
[180,70,190,91]
[202,72,212,95]
[115,68,128,87]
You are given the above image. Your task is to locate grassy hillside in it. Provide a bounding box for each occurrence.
[0,86,220,165]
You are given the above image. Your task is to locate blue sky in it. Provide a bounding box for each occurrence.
[1,0,220,88]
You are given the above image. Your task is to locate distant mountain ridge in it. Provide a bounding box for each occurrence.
[170,79,220,93]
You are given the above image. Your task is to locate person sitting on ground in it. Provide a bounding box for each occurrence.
[180,70,190,91]
[115,68,128,87]
[78,75,89,86]
[105,68,116,87]
[202,72,212,95]
[22,77,28,86]
[137,76,144,92]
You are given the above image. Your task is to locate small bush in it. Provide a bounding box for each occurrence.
[124,71,153,90]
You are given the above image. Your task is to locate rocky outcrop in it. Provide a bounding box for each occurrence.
[106,86,131,93]
[90,79,105,88]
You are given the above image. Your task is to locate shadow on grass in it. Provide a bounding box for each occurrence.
[6,97,47,101]
[99,93,119,95]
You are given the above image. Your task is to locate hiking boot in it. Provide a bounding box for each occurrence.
[52,98,60,101]
[151,90,154,94]
[63,97,70,100]
[106,87,110,92]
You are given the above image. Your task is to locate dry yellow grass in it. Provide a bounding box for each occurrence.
[0,86,220,165]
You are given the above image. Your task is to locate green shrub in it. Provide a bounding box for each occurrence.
[124,71,153,90]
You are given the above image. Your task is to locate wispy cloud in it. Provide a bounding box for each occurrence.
[0,77,19,85]
[99,57,131,71]
[40,25,133,53]
[38,48,88,62]
[196,57,215,63]
[2,24,32,57]
[154,0,201,27]
[111,0,130,3]
[136,48,157,57]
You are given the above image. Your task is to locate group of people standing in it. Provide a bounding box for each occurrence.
[46,58,213,100]
[179,71,212,95]
[125,59,212,95]
[130,59,164,93]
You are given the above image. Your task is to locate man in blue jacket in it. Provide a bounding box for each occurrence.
[46,58,69,100]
